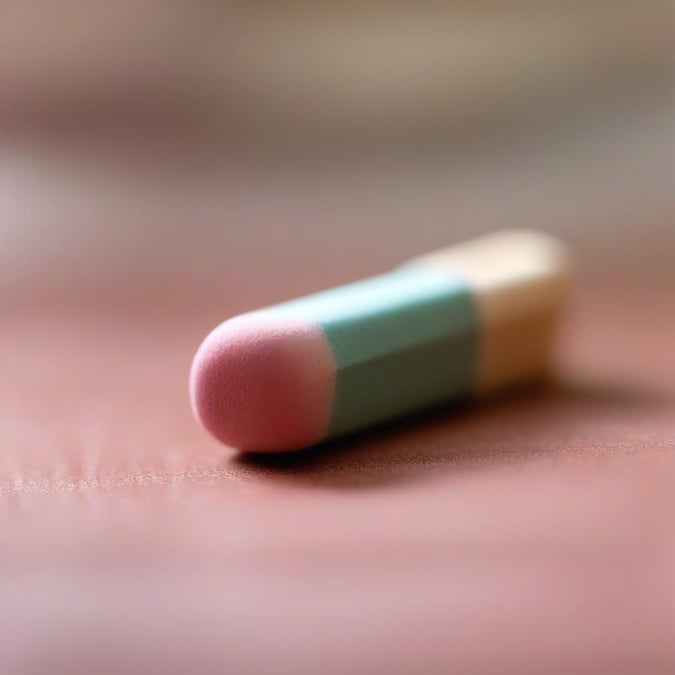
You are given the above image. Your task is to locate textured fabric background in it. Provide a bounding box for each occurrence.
[3,229,674,674]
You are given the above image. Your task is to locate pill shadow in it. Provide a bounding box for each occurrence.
[227,379,674,490]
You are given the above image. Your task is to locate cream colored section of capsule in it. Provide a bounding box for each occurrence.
[405,230,570,395]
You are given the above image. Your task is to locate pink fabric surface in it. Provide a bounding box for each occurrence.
[2,251,674,674]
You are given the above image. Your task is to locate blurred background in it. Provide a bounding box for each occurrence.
[1,3,675,674]
[0,0,673,310]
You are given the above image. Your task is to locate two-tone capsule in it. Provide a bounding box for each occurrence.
[190,230,569,452]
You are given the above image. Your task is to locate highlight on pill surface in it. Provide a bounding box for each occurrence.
[189,230,570,452]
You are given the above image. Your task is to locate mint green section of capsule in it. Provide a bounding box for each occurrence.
[269,266,479,440]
